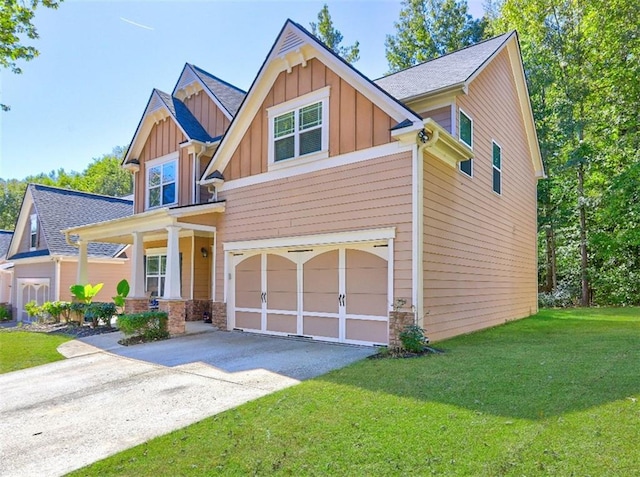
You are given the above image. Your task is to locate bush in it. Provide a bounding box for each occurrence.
[70,302,86,324]
[24,301,44,322]
[538,280,577,308]
[398,324,429,353]
[0,306,11,321]
[41,301,70,324]
[85,302,118,328]
[117,311,169,342]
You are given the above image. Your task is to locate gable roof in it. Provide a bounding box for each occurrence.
[154,89,213,143]
[0,230,13,260]
[189,64,246,116]
[7,184,133,260]
[374,33,512,101]
[201,19,423,182]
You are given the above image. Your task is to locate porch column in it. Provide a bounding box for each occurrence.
[76,240,88,285]
[163,225,182,299]
[130,231,145,298]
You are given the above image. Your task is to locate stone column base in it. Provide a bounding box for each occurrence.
[211,301,227,330]
[185,299,213,322]
[388,311,416,348]
[158,299,186,335]
[124,298,149,315]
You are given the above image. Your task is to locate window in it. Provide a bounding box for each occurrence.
[147,159,177,209]
[30,214,38,250]
[268,86,329,166]
[145,255,166,297]
[459,110,473,177]
[492,141,502,195]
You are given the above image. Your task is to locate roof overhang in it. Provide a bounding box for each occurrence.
[64,201,225,245]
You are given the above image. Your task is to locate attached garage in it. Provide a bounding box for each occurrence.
[226,230,394,346]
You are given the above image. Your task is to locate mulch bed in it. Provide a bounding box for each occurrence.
[368,345,445,359]
[0,322,118,338]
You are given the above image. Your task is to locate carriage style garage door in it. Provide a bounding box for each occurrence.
[230,242,391,346]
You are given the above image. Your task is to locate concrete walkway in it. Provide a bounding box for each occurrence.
[0,324,373,477]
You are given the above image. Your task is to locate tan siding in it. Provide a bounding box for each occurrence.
[222,58,395,181]
[16,203,47,254]
[216,151,414,306]
[135,120,188,213]
[193,236,212,300]
[421,106,452,133]
[59,260,130,303]
[423,48,538,341]
[183,91,231,138]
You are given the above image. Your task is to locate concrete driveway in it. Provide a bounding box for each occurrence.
[0,326,373,477]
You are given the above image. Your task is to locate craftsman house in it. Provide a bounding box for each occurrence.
[65,20,543,344]
[7,184,132,321]
[0,230,13,307]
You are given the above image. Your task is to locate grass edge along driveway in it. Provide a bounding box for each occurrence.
[72,307,640,476]
[0,331,71,374]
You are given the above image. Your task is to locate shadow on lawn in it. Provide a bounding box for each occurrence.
[320,315,640,420]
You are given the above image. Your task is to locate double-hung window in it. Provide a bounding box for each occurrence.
[459,110,473,177]
[147,155,177,209]
[30,214,38,250]
[269,87,329,166]
[145,254,166,297]
[492,141,502,195]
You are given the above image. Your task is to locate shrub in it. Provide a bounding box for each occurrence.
[117,311,169,342]
[70,302,86,324]
[41,301,70,324]
[398,324,429,353]
[24,301,44,322]
[85,302,118,328]
[0,306,11,321]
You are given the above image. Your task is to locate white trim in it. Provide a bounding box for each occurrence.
[146,153,179,210]
[29,214,38,251]
[224,227,396,252]
[145,247,167,255]
[211,232,217,302]
[223,142,411,191]
[412,144,424,327]
[450,103,457,137]
[492,139,503,196]
[54,258,61,301]
[267,87,330,168]
[190,235,195,300]
[16,278,50,322]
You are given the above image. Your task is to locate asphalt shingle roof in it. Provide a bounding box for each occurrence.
[0,231,13,259]
[155,89,214,143]
[28,184,133,258]
[190,64,246,116]
[374,33,512,101]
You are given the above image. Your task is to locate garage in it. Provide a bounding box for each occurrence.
[227,233,393,346]
[16,278,50,322]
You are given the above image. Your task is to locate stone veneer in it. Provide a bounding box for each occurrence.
[211,301,227,330]
[388,311,416,348]
[158,299,186,335]
[124,298,149,315]
[185,299,212,322]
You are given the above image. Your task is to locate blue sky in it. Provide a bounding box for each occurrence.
[0,0,485,180]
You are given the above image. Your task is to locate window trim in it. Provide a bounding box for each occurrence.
[267,86,330,170]
[458,109,473,177]
[29,214,38,251]
[145,253,167,298]
[492,140,502,196]
[145,152,179,210]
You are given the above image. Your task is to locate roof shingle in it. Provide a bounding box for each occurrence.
[0,230,13,259]
[190,64,246,116]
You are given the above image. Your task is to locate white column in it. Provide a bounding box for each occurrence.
[131,232,146,298]
[163,225,182,299]
[77,240,88,285]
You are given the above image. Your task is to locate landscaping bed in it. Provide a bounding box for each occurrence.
[0,322,118,339]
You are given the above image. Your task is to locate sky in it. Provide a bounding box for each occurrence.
[0,0,485,180]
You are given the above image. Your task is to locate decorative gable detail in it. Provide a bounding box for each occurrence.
[276,29,305,56]
[145,93,171,124]
[174,66,204,101]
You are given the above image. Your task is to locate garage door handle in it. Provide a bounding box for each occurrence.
[338,294,345,306]
[260,292,266,303]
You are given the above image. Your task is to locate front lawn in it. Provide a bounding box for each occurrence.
[0,331,72,374]
[71,308,639,476]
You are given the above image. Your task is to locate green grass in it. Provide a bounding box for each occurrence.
[0,331,72,373]
[70,308,640,476]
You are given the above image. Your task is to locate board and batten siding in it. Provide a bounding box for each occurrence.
[16,203,47,255]
[214,150,414,306]
[422,48,538,341]
[59,260,130,303]
[134,119,190,214]
[222,58,396,181]
[183,91,230,139]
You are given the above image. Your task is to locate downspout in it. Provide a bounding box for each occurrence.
[54,257,61,301]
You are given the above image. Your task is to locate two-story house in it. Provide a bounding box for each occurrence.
[65,20,543,345]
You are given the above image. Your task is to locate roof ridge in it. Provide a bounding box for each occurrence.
[29,183,133,203]
[374,31,513,82]
[189,64,247,94]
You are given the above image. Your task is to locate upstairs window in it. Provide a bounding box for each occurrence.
[459,110,473,177]
[30,214,38,250]
[492,141,502,195]
[268,87,330,167]
[147,156,177,209]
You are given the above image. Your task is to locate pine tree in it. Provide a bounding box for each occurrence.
[310,4,360,64]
